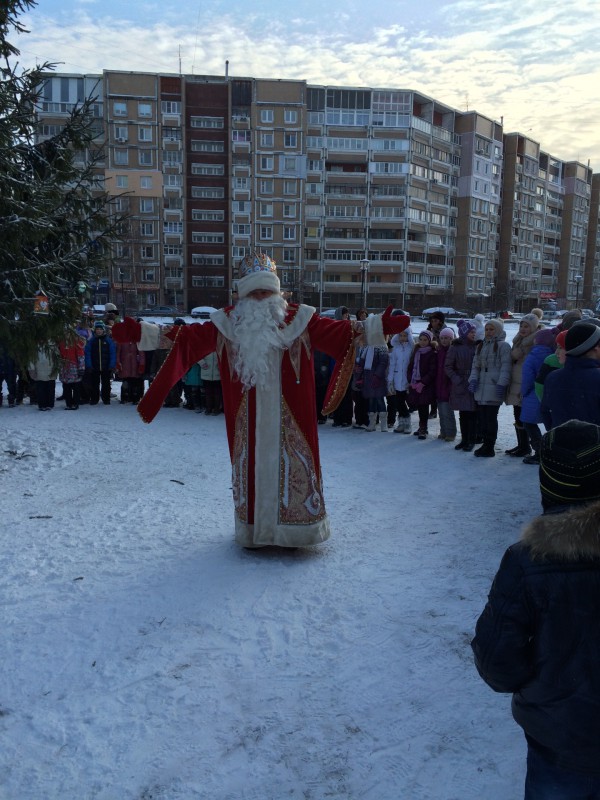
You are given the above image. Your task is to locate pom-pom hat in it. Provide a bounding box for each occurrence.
[457,319,476,338]
[236,252,281,299]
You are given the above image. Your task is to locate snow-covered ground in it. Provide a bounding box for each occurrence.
[1,319,539,799]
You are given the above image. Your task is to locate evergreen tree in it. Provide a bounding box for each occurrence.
[0,0,118,365]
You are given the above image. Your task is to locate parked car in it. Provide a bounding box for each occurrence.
[421,306,468,320]
[139,305,181,316]
[190,306,218,319]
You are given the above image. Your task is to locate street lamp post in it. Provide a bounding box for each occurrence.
[574,274,583,308]
[489,282,495,313]
[359,258,370,311]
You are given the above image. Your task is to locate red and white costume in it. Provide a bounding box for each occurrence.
[113,304,408,548]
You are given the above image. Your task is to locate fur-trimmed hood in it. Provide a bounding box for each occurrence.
[521,501,600,561]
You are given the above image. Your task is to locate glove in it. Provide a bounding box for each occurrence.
[496,384,507,399]
[412,381,424,394]
[468,380,478,394]
[387,383,395,396]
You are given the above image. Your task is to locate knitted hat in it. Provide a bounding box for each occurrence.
[540,421,600,510]
[484,318,504,337]
[565,322,600,356]
[560,309,583,330]
[419,330,434,342]
[236,252,281,299]
[534,328,556,348]
[439,327,455,339]
[94,320,106,330]
[555,330,568,349]
[520,313,540,331]
[457,319,476,338]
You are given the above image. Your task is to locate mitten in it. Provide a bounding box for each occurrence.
[412,381,425,394]
[111,317,142,344]
[468,380,478,394]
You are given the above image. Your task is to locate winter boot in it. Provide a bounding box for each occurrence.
[523,451,540,465]
[506,425,531,457]
[474,439,495,457]
[380,417,389,432]
[393,419,404,433]
[365,413,377,432]
[417,427,428,440]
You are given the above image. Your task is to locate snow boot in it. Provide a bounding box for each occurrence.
[505,425,531,457]
[474,439,495,457]
[380,417,389,432]
[365,413,377,431]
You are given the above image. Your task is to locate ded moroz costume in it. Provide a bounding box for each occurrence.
[112,253,409,548]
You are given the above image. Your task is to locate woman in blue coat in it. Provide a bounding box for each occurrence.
[520,328,555,465]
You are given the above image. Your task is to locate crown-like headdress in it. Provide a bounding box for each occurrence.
[236,251,281,299]
[238,251,277,279]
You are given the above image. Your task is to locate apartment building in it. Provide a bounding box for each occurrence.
[35,70,600,314]
[586,175,600,306]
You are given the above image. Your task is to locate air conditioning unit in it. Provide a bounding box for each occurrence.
[115,137,127,143]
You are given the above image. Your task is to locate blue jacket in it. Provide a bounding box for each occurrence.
[85,334,116,371]
[520,344,553,425]
[541,356,600,429]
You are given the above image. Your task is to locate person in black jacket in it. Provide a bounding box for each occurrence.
[472,419,600,798]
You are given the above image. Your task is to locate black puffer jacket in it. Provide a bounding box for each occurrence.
[472,501,600,775]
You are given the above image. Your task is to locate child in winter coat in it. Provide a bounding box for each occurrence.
[28,344,59,410]
[59,333,85,410]
[435,327,457,441]
[84,320,117,405]
[468,318,512,457]
[445,319,478,451]
[505,313,540,458]
[407,330,437,439]
[387,327,414,433]
[519,327,556,464]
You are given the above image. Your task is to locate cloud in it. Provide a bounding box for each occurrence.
[14,0,600,168]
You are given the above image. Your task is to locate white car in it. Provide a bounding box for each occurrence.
[190,306,218,319]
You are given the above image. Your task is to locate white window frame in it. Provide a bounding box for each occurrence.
[138,102,152,118]
[260,109,274,123]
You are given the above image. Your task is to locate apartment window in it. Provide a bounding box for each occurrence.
[142,268,156,281]
[260,225,273,240]
[164,222,183,233]
[192,140,225,152]
[283,157,296,171]
[138,150,153,166]
[163,126,182,142]
[191,186,225,199]
[191,116,224,129]
[191,163,225,176]
[163,150,183,164]
[260,156,274,171]
[113,101,127,117]
[232,130,251,143]
[192,209,225,221]
[114,125,128,141]
[308,159,323,171]
[140,176,153,189]
[192,276,206,287]
[138,127,152,142]
[140,198,154,213]
[233,177,249,190]
[232,201,250,213]
[260,109,274,123]
[191,254,225,266]
[164,174,182,187]
[140,222,154,236]
[138,102,152,118]
[283,203,296,218]
[233,224,251,235]
[115,175,128,189]
[284,109,298,124]
[192,232,225,244]
[260,179,273,194]
[260,202,273,217]
[284,180,297,195]
[161,101,181,114]
[261,132,274,147]
[283,248,295,262]
[114,149,128,166]
[116,244,130,259]
[284,226,296,240]
[284,132,297,148]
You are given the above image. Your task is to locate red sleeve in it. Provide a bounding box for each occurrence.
[137,323,218,423]
[307,315,356,415]
[382,306,411,336]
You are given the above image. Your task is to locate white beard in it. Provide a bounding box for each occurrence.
[230,294,288,390]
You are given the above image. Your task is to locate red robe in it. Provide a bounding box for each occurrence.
[113,304,408,547]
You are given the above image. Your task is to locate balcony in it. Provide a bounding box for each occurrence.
[163,185,182,198]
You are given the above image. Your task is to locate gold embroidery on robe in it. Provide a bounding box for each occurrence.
[232,394,249,522]
[279,399,326,524]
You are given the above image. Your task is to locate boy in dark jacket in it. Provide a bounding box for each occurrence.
[84,321,117,405]
[472,420,600,797]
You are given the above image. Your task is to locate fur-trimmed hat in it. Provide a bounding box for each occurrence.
[484,318,504,337]
[565,322,600,356]
[540,420,600,510]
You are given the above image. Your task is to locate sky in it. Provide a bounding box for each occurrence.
[13,0,600,169]
[1,318,535,798]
